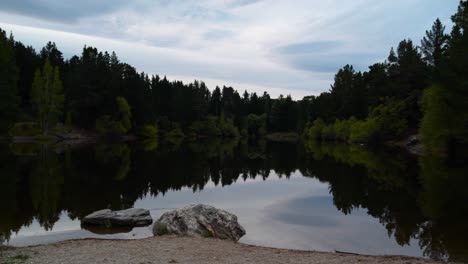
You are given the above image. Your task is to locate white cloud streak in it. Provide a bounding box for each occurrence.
[0,0,458,99]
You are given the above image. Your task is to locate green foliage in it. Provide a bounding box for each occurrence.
[420,85,467,155]
[367,99,408,140]
[218,114,240,138]
[31,59,64,136]
[142,138,159,152]
[349,119,380,143]
[141,124,159,139]
[306,100,408,144]
[96,97,132,136]
[305,118,325,140]
[188,116,221,138]
[116,96,131,133]
[333,118,355,141]
[421,18,449,72]
[187,115,239,139]
[188,138,239,160]
[8,122,41,137]
[164,128,185,144]
[1,1,467,153]
[4,254,30,264]
[321,125,335,141]
[153,223,168,236]
[29,144,64,226]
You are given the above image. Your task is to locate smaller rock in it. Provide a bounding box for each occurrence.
[82,208,152,227]
[153,204,246,241]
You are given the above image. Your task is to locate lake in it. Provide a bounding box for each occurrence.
[1,139,467,262]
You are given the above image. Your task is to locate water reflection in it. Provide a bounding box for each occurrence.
[0,140,467,262]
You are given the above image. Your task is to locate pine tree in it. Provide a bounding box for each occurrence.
[31,59,64,136]
[0,29,19,132]
[40,42,63,67]
[421,18,449,71]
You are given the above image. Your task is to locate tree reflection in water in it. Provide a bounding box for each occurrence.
[0,140,467,262]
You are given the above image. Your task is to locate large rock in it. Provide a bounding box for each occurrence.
[153,204,246,241]
[82,208,152,227]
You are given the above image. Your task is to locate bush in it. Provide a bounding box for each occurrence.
[8,122,41,137]
[321,125,335,141]
[420,85,465,154]
[219,115,240,138]
[368,99,407,140]
[306,118,325,140]
[333,118,355,141]
[188,115,239,139]
[350,119,380,143]
[305,99,408,144]
[247,114,267,138]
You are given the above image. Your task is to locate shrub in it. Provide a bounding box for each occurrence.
[350,118,380,143]
[321,125,335,141]
[368,99,408,140]
[333,118,355,141]
[219,115,240,138]
[420,85,464,154]
[306,118,325,140]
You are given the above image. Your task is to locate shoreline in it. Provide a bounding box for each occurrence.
[0,236,445,264]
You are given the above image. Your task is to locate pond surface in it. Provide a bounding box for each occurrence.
[1,139,467,262]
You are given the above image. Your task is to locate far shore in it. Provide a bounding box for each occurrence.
[0,236,445,264]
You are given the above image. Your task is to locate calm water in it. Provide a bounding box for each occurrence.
[1,139,467,262]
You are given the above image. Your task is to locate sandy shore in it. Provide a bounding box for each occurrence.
[0,236,447,264]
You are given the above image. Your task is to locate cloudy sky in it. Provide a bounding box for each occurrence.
[0,1,458,98]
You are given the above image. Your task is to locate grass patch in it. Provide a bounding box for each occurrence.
[153,223,169,236]
[4,254,30,264]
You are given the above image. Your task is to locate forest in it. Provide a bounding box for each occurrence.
[0,1,467,157]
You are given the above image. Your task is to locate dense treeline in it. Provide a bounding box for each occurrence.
[0,32,300,139]
[0,1,467,155]
[304,1,468,157]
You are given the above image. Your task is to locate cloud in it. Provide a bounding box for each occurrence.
[275,40,381,72]
[203,29,234,41]
[0,0,129,23]
[280,41,343,55]
[1,22,330,98]
[0,1,459,99]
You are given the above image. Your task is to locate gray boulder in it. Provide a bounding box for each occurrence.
[82,208,152,227]
[153,204,246,241]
